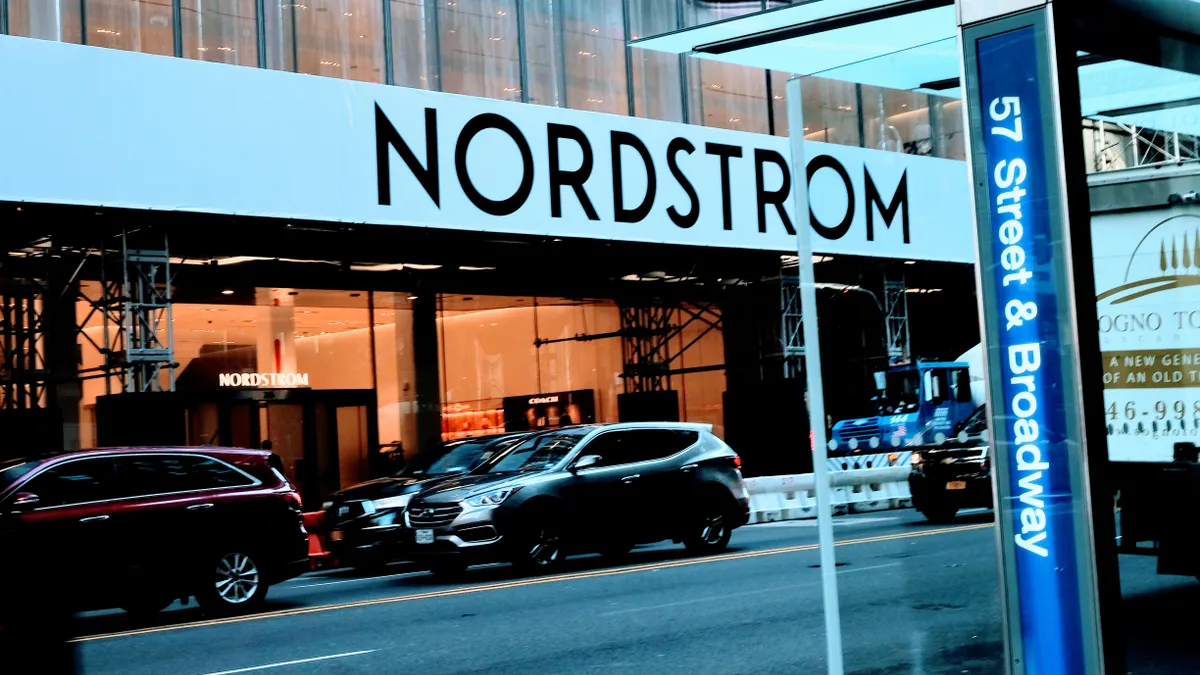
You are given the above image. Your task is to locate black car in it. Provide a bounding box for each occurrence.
[908,405,992,522]
[401,423,750,575]
[323,432,530,569]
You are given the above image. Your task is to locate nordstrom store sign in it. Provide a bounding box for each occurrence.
[0,36,973,263]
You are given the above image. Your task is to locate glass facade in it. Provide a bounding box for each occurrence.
[1,0,962,159]
[181,0,257,66]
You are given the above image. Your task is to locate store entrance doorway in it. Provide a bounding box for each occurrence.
[185,388,379,508]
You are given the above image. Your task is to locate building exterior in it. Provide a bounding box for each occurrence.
[0,1,978,508]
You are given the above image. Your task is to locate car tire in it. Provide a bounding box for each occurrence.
[684,501,733,554]
[195,550,269,615]
[511,511,566,573]
[920,501,959,523]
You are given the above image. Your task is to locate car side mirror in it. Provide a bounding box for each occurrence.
[10,492,39,512]
[572,455,601,472]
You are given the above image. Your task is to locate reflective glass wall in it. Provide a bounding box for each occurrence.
[0,0,962,158]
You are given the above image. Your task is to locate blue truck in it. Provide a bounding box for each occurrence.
[830,357,982,454]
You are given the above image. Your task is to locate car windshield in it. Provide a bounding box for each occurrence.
[485,429,590,473]
[0,459,38,493]
[403,437,518,477]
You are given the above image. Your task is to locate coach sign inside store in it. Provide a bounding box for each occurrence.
[0,35,973,263]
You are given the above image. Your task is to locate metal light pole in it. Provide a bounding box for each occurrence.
[786,75,845,675]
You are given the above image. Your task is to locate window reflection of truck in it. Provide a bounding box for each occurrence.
[830,360,981,454]
[1091,163,1200,581]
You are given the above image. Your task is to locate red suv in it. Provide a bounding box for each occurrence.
[0,447,309,616]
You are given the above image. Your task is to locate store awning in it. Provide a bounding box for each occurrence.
[630,0,961,95]
[631,0,1200,136]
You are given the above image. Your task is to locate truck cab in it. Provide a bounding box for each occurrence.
[831,362,976,453]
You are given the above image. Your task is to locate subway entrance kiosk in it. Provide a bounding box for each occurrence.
[632,0,1200,672]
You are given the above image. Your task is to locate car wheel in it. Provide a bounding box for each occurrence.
[684,503,733,554]
[196,550,268,614]
[512,514,565,573]
[920,501,959,524]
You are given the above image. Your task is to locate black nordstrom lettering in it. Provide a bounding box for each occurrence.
[376,104,439,207]
[455,113,534,217]
[864,168,910,243]
[547,123,599,220]
[612,131,657,223]
[754,149,795,235]
[666,138,699,229]
[705,143,742,230]
[806,155,854,240]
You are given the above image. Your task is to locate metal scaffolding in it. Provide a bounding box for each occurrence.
[0,277,48,409]
[0,228,176,411]
[883,270,911,365]
[781,275,804,379]
[532,301,725,393]
[618,303,724,393]
[1087,119,1200,172]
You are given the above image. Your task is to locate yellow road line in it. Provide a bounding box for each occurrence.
[71,522,993,643]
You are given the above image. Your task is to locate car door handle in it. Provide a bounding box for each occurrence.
[621,474,641,483]
[187,503,215,511]
[79,515,109,523]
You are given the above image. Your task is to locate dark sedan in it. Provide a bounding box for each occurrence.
[402,423,750,576]
[323,432,530,569]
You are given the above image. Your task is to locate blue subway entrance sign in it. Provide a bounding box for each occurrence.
[974,24,1090,675]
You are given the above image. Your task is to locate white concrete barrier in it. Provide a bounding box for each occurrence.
[746,466,912,523]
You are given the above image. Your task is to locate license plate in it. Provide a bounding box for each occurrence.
[946,481,968,491]
[415,529,435,545]
[330,530,344,541]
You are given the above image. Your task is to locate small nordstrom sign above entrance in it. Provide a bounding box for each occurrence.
[219,372,310,387]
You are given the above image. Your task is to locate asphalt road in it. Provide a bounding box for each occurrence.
[66,509,1200,674]
[71,511,1007,675]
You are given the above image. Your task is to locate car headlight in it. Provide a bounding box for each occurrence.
[911,452,922,465]
[464,486,521,508]
[321,500,333,510]
[373,493,414,511]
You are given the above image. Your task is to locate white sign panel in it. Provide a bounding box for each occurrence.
[0,35,973,262]
[1094,205,1200,461]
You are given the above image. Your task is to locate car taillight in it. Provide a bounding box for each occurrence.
[733,455,742,469]
[283,491,303,512]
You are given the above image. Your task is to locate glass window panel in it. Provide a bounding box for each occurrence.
[181,0,258,66]
[438,0,521,100]
[862,85,931,155]
[265,0,385,82]
[559,0,626,115]
[8,0,83,43]
[628,0,683,122]
[391,0,435,89]
[681,0,761,29]
[689,57,770,134]
[84,0,174,55]
[794,75,861,147]
[524,0,564,107]
[932,96,965,160]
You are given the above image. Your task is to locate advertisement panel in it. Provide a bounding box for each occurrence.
[1093,205,1200,461]
[0,35,973,262]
